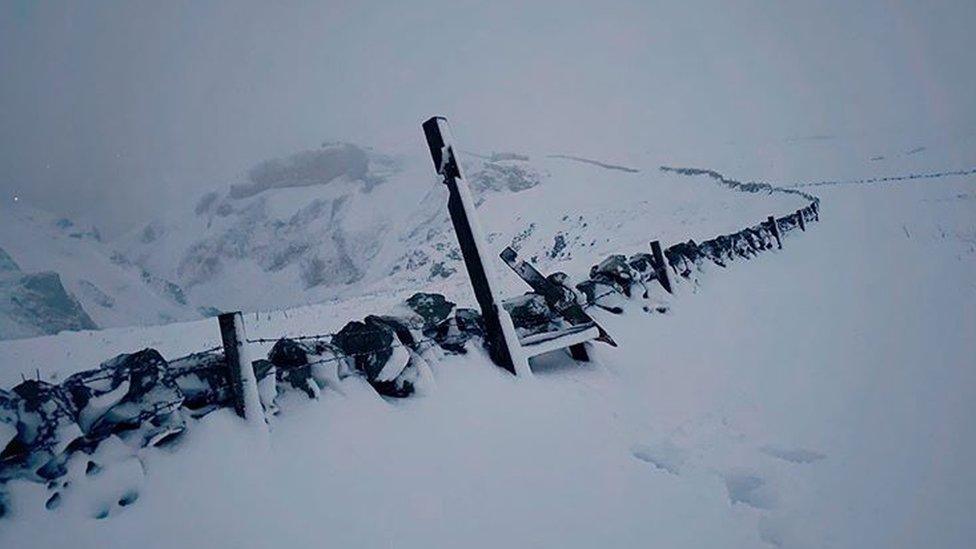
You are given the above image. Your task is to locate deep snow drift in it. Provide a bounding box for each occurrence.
[1,153,973,547]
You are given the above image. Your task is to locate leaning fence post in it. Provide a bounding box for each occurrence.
[218,311,266,429]
[422,116,520,374]
[649,240,673,294]
[796,209,806,231]
[767,215,782,249]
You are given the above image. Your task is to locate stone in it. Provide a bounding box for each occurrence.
[404,293,455,328]
[503,293,564,336]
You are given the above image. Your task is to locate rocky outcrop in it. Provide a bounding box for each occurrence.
[0,271,97,339]
[230,143,371,199]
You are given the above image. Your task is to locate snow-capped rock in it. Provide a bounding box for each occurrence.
[0,204,197,340]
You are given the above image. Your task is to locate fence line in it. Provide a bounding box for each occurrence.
[1,198,818,473]
[0,123,823,518]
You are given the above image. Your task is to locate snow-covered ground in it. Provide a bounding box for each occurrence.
[2,158,973,547]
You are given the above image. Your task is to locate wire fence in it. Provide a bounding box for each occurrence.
[787,167,976,189]
[1,188,820,506]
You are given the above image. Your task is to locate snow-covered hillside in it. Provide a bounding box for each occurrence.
[1,155,973,548]
[1,127,974,548]
[5,130,970,343]
[0,204,197,338]
[116,141,811,315]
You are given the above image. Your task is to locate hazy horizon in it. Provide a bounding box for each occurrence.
[2,0,974,235]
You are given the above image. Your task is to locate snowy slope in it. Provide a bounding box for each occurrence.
[114,143,539,313]
[12,130,968,341]
[1,161,973,548]
[116,141,808,315]
[0,204,197,339]
[1,129,974,547]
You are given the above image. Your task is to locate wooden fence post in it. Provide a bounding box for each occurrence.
[218,312,266,428]
[767,215,782,249]
[650,240,673,294]
[422,117,520,374]
[797,209,806,231]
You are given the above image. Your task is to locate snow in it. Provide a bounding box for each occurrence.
[0,203,196,335]
[108,141,810,319]
[2,154,973,547]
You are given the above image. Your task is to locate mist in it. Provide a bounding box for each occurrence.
[2,0,973,235]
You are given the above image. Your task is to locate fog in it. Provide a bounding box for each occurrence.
[1,0,973,235]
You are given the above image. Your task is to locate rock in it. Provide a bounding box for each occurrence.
[85,349,185,448]
[404,293,455,328]
[698,238,728,267]
[2,379,82,478]
[85,460,102,476]
[331,314,433,398]
[425,308,484,354]
[627,253,656,280]
[545,272,583,311]
[548,234,567,259]
[331,320,403,393]
[231,143,371,199]
[45,491,61,510]
[468,161,541,197]
[265,337,352,399]
[118,489,139,507]
[331,320,393,379]
[268,339,309,371]
[169,352,231,415]
[0,389,18,459]
[0,247,20,273]
[503,293,564,336]
[664,240,702,278]
[0,271,98,338]
[575,279,624,314]
[589,255,637,296]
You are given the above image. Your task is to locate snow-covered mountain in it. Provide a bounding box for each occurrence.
[0,204,197,339]
[116,141,815,317]
[114,142,552,314]
[1,149,973,548]
[7,131,970,343]
[1,138,816,341]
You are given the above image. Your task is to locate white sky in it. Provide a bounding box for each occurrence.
[1,0,973,234]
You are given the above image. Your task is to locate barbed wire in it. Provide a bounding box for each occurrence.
[787,167,976,189]
[277,335,447,371]
[17,203,820,395]
[168,346,223,363]
[245,322,430,345]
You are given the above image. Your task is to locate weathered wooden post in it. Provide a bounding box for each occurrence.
[767,215,782,249]
[649,240,673,294]
[797,209,806,231]
[218,312,266,428]
[422,117,522,374]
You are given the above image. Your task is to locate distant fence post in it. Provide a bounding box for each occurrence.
[218,312,266,428]
[767,215,782,249]
[649,240,673,294]
[422,117,519,374]
[797,209,806,231]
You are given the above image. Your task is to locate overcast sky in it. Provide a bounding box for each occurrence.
[2,0,974,234]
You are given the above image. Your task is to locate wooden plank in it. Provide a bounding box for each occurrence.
[500,246,616,347]
[520,326,601,358]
